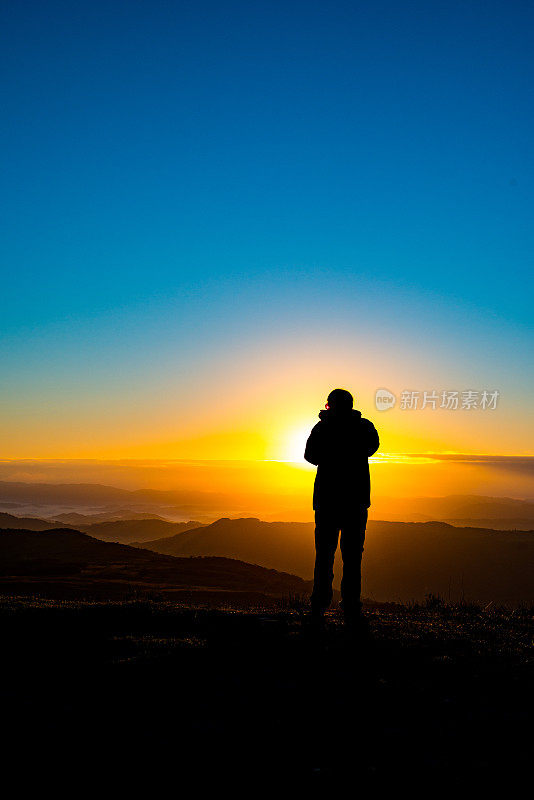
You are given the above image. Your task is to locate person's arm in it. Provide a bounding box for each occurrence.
[366,421,380,457]
[304,424,322,465]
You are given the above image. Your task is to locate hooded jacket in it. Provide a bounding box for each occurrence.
[304,409,379,510]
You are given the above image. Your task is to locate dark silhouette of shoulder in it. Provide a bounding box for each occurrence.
[304,409,379,466]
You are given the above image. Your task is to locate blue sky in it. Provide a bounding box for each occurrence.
[1,0,533,457]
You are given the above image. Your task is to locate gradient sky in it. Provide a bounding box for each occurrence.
[1,0,533,461]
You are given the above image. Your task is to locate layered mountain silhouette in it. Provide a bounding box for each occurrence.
[439,517,534,530]
[0,480,230,514]
[2,484,534,604]
[2,480,533,528]
[134,517,315,573]
[53,510,169,524]
[0,512,204,543]
[0,511,59,531]
[0,528,312,604]
[372,494,534,527]
[135,517,534,606]
[75,518,205,543]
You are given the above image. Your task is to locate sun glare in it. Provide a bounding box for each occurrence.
[283,425,312,463]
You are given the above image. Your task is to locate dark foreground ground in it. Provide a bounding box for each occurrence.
[2,595,533,790]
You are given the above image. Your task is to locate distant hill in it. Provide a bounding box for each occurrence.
[137,517,534,606]
[79,518,205,543]
[443,518,534,531]
[0,511,59,531]
[0,528,312,604]
[0,481,134,504]
[362,520,534,606]
[2,481,533,528]
[52,510,170,524]
[0,511,205,543]
[0,480,229,511]
[373,494,534,525]
[135,517,315,574]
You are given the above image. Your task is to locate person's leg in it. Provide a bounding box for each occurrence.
[311,509,340,615]
[339,505,368,620]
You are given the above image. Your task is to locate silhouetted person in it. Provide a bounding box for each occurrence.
[304,388,379,626]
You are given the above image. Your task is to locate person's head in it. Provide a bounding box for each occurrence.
[326,388,354,413]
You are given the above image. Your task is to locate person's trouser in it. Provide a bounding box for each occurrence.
[311,505,368,616]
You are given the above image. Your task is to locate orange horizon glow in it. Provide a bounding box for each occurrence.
[1,452,532,524]
[2,345,530,509]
